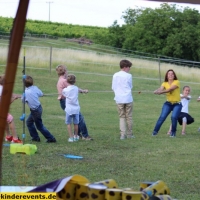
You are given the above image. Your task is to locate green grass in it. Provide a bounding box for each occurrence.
[1,46,200,199]
[0,37,126,57]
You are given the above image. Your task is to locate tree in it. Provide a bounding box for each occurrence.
[107,20,126,48]
[121,7,143,25]
[120,3,200,61]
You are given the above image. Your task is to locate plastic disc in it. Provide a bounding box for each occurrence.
[64,154,83,159]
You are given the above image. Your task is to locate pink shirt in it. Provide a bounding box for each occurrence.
[56,75,68,100]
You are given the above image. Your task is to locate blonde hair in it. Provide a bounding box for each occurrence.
[56,65,67,76]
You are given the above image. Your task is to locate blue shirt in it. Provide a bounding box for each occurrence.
[22,85,43,109]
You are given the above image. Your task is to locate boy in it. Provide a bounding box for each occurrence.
[62,74,80,142]
[22,75,56,143]
[112,60,134,140]
[56,64,93,140]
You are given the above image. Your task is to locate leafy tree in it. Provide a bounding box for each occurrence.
[121,3,200,61]
[121,7,143,25]
[107,20,126,48]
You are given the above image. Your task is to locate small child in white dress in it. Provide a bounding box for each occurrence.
[168,86,194,135]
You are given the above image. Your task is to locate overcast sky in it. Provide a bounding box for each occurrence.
[0,0,200,27]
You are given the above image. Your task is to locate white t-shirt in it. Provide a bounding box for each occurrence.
[62,85,80,115]
[180,94,191,113]
[112,71,133,104]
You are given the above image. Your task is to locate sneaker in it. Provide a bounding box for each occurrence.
[82,136,93,140]
[198,127,200,132]
[68,137,74,142]
[152,132,158,136]
[170,133,176,138]
[5,135,13,142]
[127,135,135,139]
[120,136,125,140]
[75,132,82,139]
[31,137,40,142]
[11,138,23,143]
[46,138,56,143]
[73,135,79,141]
[78,135,82,140]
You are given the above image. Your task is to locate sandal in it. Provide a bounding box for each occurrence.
[167,131,171,135]
[181,132,185,135]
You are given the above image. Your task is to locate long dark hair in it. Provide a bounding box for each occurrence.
[164,69,178,82]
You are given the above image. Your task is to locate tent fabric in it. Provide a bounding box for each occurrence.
[28,175,89,192]
[147,0,200,4]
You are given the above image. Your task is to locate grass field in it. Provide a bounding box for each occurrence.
[1,41,200,199]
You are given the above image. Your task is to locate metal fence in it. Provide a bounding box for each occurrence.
[1,31,200,69]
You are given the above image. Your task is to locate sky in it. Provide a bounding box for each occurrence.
[0,0,200,27]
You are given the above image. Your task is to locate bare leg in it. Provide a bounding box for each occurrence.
[74,124,78,137]
[8,121,18,139]
[5,124,11,137]
[182,122,186,135]
[167,125,172,135]
[67,124,73,138]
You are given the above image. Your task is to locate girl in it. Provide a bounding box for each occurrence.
[0,75,22,143]
[168,86,194,135]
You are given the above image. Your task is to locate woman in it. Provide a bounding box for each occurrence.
[152,69,182,137]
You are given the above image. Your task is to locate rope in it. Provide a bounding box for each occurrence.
[42,90,154,96]
[41,91,200,102]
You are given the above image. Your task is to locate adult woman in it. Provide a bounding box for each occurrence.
[152,69,182,137]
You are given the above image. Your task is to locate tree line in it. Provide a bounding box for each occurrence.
[1,3,200,61]
[107,3,200,62]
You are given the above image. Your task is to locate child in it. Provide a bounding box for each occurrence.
[168,86,194,135]
[0,75,22,143]
[56,64,93,140]
[112,59,134,140]
[22,75,56,143]
[62,74,80,142]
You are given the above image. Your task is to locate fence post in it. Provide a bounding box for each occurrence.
[49,46,52,74]
[158,57,161,84]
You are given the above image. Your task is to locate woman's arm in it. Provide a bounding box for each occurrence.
[154,86,165,94]
[154,85,178,95]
